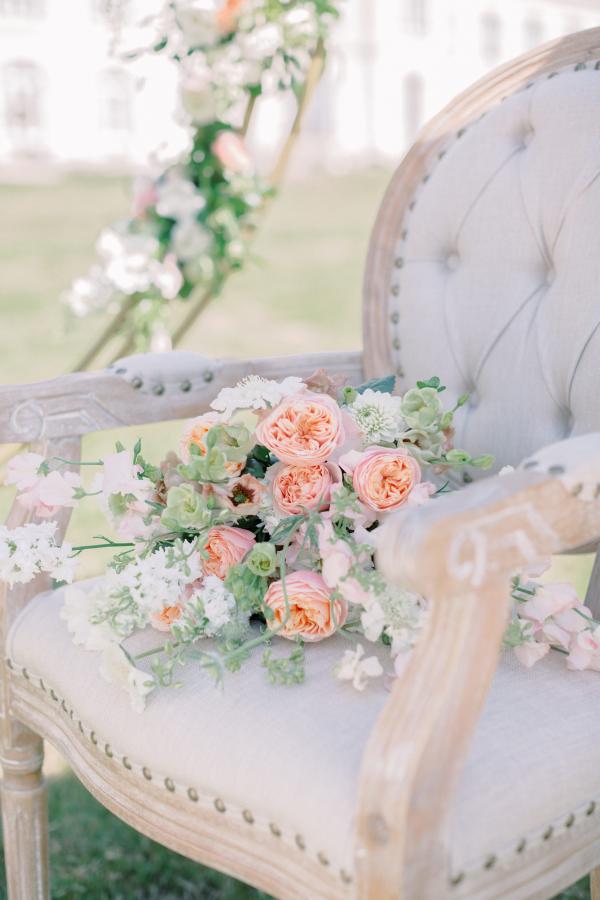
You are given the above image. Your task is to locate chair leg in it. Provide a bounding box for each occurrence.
[0,723,49,900]
[591,866,600,900]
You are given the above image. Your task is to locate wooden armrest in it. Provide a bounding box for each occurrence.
[0,350,364,444]
[355,433,600,899]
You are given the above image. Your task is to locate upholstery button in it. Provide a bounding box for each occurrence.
[468,391,479,410]
[445,252,460,271]
[545,266,556,286]
[521,125,535,148]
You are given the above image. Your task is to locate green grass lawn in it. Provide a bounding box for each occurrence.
[0,172,594,898]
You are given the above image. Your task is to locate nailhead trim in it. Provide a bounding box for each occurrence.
[152,384,165,396]
[8,660,354,885]
[388,60,600,380]
[131,376,143,389]
[180,379,192,392]
[484,854,497,870]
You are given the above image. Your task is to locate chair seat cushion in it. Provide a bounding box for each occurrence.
[8,579,600,896]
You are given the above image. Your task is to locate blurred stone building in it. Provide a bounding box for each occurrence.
[0,0,599,174]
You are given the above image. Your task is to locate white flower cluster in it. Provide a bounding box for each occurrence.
[0,522,76,587]
[210,374,305,418]
[189,574,236,636]
[109,545,203,618]
[348,388,406,444]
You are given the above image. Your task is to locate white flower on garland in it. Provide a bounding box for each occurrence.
[155,171,206,221]
[99,643,155,713]
[97,227,160,295]
[210,375,305,418]
[348,388,406,444]
[62,266,116,318]
[0,522,76,587]
[172,218,212,261]
[335,644,383,691]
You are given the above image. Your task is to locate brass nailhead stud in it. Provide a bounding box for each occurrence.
[214,798,226,813]
[408,200,416,211]
[152,383,165,396]
[422,173,430,183]
[78,720,84,734]
[587,801,596,816]
[523,459,538,469]
[565,814,575,828]
[438,148,447,160]
[318,851,330,866]
[401,228,408,240]
[39,678,46,691]
[50,688,58,700]
[340,869,353,885]
[450,872,465,886]
[5,658,13,670]
[295,834,306,851]
[115,367,126,375]
[457,127,466,138]
[390,284,400,297]
[548,464,565,475]
[242,809,254,824]
[203,370,214,383]
[187,787,199,802]
[165,777,175,792]
[61,700,68,713]
[131,376,143,389]
[594,484,600,498]
[269,822,282,837]
[571,483,583,496]
[595,61,600,70]
[394,257,404,269]
[516,838,527,853]
[396,366,405,378]
[105,744,113,758]
[543,825,553,841]
[142,767,152,781]
[22,667,29,680]
[548,71,558,78]
[90,731,98,745]
[390,311,400,324]
[180,379,192,392]
[575,62,586,71]
[392,337,401,350]
[484,854,497,870]
[123,757,132,770]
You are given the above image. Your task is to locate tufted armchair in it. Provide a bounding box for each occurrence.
[4,28,600,900]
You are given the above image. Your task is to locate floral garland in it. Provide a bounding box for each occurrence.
[63,0,340,354]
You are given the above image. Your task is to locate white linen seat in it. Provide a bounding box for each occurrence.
[9,579,600,898]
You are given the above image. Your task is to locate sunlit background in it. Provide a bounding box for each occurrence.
[0,3,598,897]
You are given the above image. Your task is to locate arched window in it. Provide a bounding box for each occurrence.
[481,12,502,65]
[3,60,43,151]
[524,16,544,49]
[403,73,424,144]
[99,68,132,133]
[403,0,427,35]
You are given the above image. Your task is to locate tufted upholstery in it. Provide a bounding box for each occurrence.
[377,65,600,471]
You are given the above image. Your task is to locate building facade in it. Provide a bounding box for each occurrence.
[0,0,599,174]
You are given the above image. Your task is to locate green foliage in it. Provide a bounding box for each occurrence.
[262,642,305,685]
[355,374,396,395]
[225,562,269,614]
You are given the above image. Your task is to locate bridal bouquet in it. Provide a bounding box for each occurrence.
[2,371,598,711]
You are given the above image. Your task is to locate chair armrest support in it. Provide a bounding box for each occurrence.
[355,433,600,899]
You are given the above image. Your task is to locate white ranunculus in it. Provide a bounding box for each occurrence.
[172,218,212,261]
[155,171,206,221]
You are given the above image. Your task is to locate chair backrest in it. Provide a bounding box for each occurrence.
[363,28,600,470]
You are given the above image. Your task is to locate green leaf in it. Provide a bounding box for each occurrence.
[355,374,396,395]
[416,376,446,393]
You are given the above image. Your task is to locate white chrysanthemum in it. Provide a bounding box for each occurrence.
[193,574,235,635]
[0,522,76,587]
[348,389,405,443]
[335,644,383,691]
[210,375,305,418]
[99,643,155,713]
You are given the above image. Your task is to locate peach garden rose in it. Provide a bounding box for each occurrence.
[264,570,347,642]
[255,391,346,465]
[349,447,421,512]
[181,412,244,477]
[270,462,341,515]
[202,525,256,579]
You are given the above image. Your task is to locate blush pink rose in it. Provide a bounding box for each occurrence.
[202,525,255,579]
[271,462,341,515]
[212,131,252,173]
[348,447,421,512]
[255,391,345,465]
[264,570,347,642]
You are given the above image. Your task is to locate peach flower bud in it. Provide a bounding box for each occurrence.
[271,462,340,515]
[350,447,421,512]
[264,570,347,642]
[212,131,252,174]
[216,0,244,34]
[202,525,256,579]
[255,391,345,465]
[180,412,244,477]
[150,604,184,633]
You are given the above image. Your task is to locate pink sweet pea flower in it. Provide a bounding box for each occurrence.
[4,452,46,491]
[18,470,81,518]
[519,581,579,624]
[567,628,600,671]
[514,640,550,667]
[212,132,252,174]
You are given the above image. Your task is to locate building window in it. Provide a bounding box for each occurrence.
[0,0,43,15]
[403,73,424,143]
[403,0,427,35]
[3,60,43,150]
[481,12,502,64]
[524,16,544,49]
[100,69,132,133]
